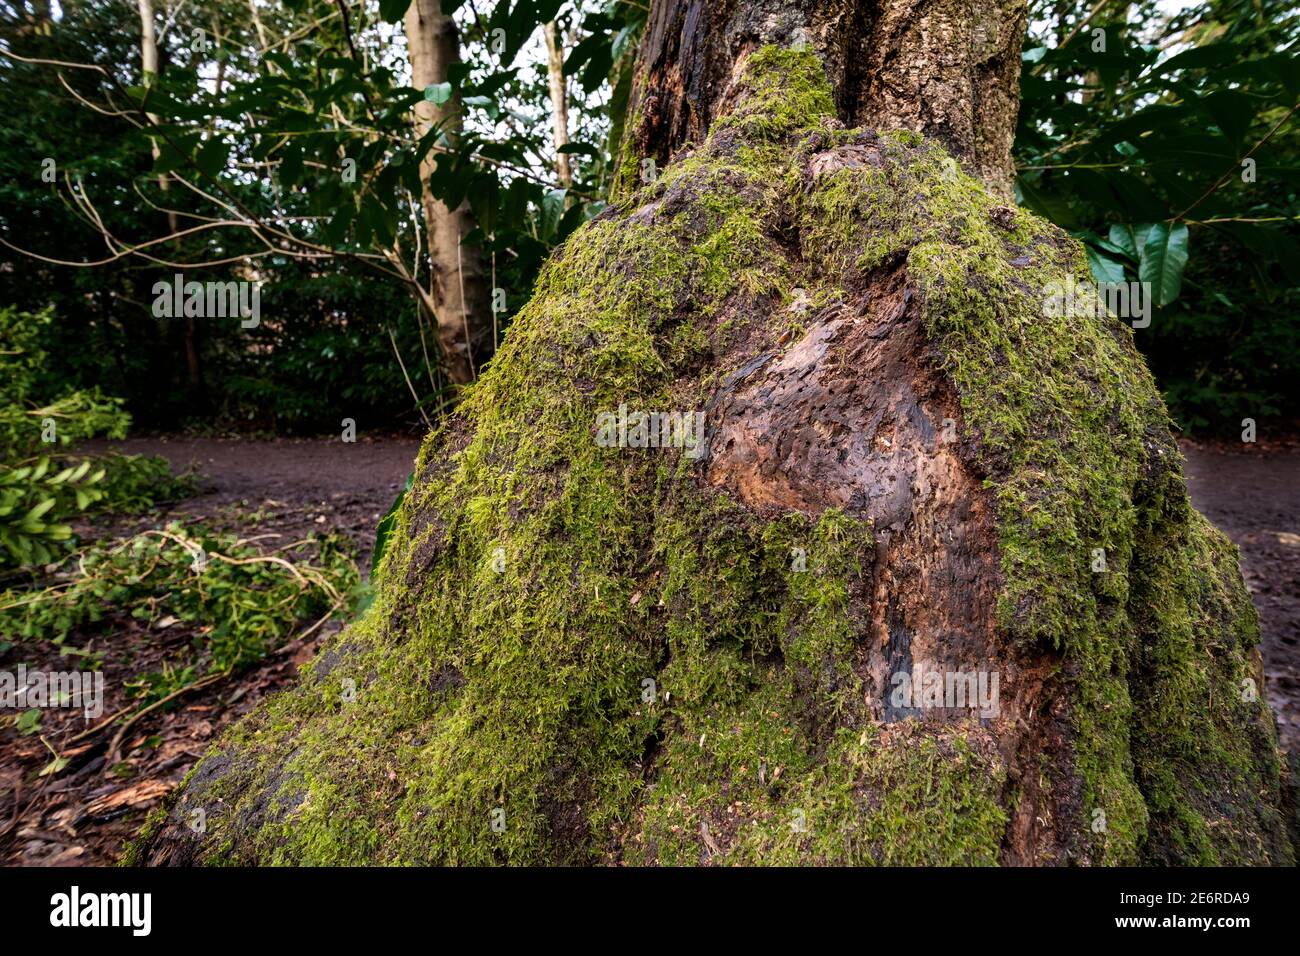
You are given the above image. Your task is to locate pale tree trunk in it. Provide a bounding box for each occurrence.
[624,0,1027,198]
[404,0,494,386]
[137,0,165,189]
[139,0,201,395]
[543,20,572,187]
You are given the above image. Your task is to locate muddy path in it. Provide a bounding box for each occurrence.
[81,435,421,570]
[1181,439,1300,756]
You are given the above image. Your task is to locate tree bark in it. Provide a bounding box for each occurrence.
[543,20,573,187]
[623,0,1027,198]
[404,0,494,385]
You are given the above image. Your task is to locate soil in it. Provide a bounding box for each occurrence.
[79,435,422,572]
[1,432,1295,866]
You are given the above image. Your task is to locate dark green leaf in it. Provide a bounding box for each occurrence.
[378,0,412,23]
[1139,222,1190,307]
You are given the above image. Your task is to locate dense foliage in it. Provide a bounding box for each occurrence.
[0,0,1295,433]
[0,301,359,731]
[0,305,195,568]
[1018,0,1300,430]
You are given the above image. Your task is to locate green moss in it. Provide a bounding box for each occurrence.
[714,46,837,145]
[1127,510,1286,863]
[129,44,1291,867]
[633,714,1005,866]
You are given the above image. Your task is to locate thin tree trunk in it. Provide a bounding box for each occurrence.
[404,0,494,386]
[623,0,1027,198]
[139,0,202,396]
[137,0,160,122]
[248,0,269,50]
[543,20,573,187]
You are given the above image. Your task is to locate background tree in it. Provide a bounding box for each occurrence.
[1,0,622,426]
[3,1,1295,434]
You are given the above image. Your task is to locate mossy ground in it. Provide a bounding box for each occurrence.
[128,46,1292,866]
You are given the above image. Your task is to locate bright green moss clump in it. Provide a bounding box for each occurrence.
[128,45,1292,867]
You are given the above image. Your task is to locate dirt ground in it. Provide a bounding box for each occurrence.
[80,435,422,571]
[1,433,1295,866]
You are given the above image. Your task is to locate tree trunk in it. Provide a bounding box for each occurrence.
[405,0,494,385]
[131,0,1294,867]
[139,0,203,398]
[543,20,573,188]
[620,0,1026,198]
[136,0,170,213]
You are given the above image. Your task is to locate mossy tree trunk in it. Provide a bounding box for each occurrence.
[620,0,1026,198]
[130,0,1294,866]
[405,0,495,385]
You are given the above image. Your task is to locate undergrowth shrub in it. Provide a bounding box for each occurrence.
[0,522,361,703]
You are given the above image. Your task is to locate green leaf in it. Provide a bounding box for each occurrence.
[16,709,41,735]
[40,755,70,777]
[1086,246,1128,286]
[378,0,412,23]
[1139,222,1190,308]
[1108,223,1143,262]
[461,95,499,120]
[370,472,412,580]
[25,497,56,521]
[423,82,453,106]
[1200,90,1255,150]
[195,135,229,178]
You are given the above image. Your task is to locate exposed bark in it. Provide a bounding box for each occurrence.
[405,0,495,385]
[623,0,1027,198]
[543,21,573,188]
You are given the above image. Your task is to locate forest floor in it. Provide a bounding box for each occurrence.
[0,434,1295,866]
[0,435,419,866]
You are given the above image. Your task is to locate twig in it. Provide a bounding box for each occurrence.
[102,671,229,771]
[1174,101,1300,221]
[388,326,434,428]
